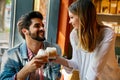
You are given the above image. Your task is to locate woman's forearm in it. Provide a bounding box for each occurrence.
[55,56,71,68]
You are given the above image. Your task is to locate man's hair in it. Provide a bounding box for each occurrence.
[17,11,43,39]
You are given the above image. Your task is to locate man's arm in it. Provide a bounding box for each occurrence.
[0,51,22,80]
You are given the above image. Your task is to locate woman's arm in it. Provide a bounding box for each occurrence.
[55,56,70,68]
[90,28,116,75]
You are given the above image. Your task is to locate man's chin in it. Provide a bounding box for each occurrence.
[36,38,46,42]
[30,35,46,42]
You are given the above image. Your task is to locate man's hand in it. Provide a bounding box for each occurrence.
[27,54,48,72]
[16,54,48,80]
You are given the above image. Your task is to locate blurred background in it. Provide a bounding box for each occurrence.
[0,0,120,80]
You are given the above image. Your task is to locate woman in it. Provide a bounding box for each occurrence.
[54,0,120,80]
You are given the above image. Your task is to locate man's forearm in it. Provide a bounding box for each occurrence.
[16,66,30,80]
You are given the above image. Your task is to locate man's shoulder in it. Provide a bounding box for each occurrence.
[7,42,24,55]
[44,41,60,48]
[44,41,60,47]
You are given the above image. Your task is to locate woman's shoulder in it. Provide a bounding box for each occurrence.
[101,26,115,36]
[98,26,116,43]
[100,25,114,31]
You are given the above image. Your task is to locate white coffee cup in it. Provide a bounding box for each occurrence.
[37,49,46,56]
[46,47,57,60]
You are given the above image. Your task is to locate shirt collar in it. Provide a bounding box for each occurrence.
[27,48,35,60]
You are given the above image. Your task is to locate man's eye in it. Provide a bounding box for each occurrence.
[34,24,40,28]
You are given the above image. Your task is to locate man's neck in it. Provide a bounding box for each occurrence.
[27,40,44,55]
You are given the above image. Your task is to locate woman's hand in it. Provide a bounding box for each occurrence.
[50,54,60,63]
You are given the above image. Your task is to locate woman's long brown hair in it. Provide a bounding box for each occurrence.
[69,0,100,52]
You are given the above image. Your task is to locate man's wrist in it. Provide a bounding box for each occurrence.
[16,66,30,80]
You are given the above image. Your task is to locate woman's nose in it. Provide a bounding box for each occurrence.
[69,20,71,24]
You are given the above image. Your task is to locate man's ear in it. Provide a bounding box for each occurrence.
[22,28,29,35]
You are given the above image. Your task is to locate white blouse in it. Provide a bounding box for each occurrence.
[65,28,120,80]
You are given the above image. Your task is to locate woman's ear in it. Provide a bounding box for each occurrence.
[22,28,29,35]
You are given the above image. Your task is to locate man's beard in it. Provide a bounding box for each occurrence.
[29,30,46,42]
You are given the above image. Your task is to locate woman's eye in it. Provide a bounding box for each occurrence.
[70,17,73,19]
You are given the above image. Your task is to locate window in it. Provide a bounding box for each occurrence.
[0,0,11,55]
[0,0,11,69]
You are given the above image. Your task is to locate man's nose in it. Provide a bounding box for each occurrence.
[39,26,45,31]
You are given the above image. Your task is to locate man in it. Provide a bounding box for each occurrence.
[0,11,61,80]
